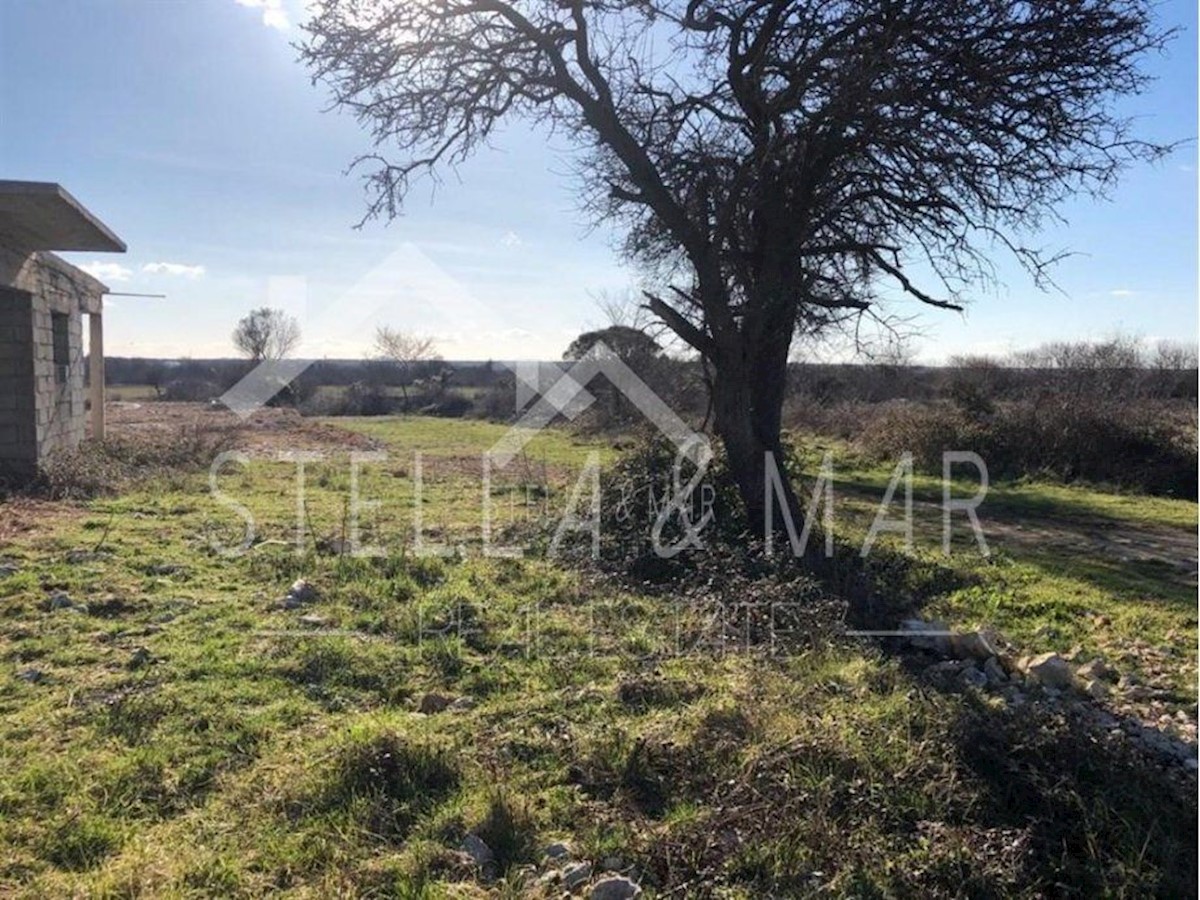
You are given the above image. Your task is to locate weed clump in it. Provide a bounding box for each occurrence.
[40,815,122,871]
[473,791,537,873]
[616,674,704,711]
[22,425,240,500]
[279,638,410,707]
[294,725,460,841]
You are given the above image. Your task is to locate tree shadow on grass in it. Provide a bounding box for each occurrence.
[835,474,1198,605]
[632,668,1197,898]
[578,542,1195,896]
[949,692,1196,897]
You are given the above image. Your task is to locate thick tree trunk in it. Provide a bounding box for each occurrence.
[710,329,802,539]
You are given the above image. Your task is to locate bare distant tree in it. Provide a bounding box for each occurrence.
[232,307,301,363]
[303,0,1172,527]
[373,326,441,406]
[1152,340,1199,372]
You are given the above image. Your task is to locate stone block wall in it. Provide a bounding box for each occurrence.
[0,288,37,469]
[0,241,100,473]
[32,299,86,457]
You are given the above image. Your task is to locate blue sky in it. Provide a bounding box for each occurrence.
[0,0,1195,362]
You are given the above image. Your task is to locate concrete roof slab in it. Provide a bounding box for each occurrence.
[0,181,126,253]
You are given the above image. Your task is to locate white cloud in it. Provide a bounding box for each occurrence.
[499,230,523,248]
[1109,288,1136,298]
[235,0,289,30]
[79,261,132,283]
[142,262,206,278]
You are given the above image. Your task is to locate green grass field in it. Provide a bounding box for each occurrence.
[0,416,1194,896]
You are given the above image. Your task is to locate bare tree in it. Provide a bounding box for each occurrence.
[373,325,441,407]
[303,0,1172,528]
[232,307,301,363]
[591,287,650,332]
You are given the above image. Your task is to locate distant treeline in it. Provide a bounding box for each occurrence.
[104,338,1197,409]
[103,357,505,393]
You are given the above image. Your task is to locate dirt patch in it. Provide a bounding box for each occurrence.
[840,482,1198,590]
[0,497,85,543]
[106,401,381,457]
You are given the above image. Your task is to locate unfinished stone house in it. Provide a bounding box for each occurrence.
[0,181,124,475]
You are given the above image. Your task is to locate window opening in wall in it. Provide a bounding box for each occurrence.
[52,313,69,384]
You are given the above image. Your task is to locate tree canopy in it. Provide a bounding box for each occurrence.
[232,307,301,362]
[564,325,663,363]
[303,0,1172,529]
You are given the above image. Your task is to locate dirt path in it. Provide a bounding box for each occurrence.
[838,482,1198,590]
[983,514,1197,587]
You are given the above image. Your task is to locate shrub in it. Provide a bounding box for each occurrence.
[473,792,536,873]
[161,377,222,402]
[19,425,239,500]
[469,380,517,421]
[300,382,398,417]
[300,384,477,418]
[856,401,977,472]
[587,432,744,571]
[417,393,472,418]
[855,398,1196,496]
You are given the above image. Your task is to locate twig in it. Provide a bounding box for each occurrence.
[91,513,115,554]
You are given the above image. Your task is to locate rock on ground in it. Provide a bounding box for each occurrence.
[127,647,153,669]
[960,665,988,689]
[900,618,951,655]
[983,656,1007,685]
[48,592,74,610]
[1023,652,1073,689]
[562,861,594,890]
[950,629,1000,661]
[461,833,494,867]
[1076,658,1113,682]
[419,692,455,714]
[591,875,642,900]
[283,578,318,607]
